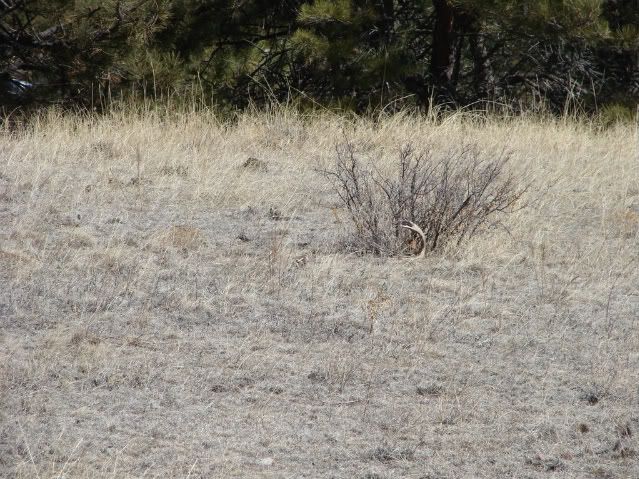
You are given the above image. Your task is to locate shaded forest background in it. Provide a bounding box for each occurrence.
[1,0,638,116]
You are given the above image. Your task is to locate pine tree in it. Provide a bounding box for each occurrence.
[427,0,616,109]
[1,0,637,112]
[0,0,171,107]
[145,0,302,107]
[290,0,425,109]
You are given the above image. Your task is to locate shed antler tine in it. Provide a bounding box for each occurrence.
[400,220,427,258]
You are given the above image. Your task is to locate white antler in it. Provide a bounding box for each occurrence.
[400,220,426,258]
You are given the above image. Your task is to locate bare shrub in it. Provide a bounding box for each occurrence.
[323,139,526,256]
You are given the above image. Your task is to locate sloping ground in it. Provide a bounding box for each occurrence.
[1,111,637,478]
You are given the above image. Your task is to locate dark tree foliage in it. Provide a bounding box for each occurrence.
[0,0,637,114]
[0,0,169,107]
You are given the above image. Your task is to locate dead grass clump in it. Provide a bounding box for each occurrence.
[89,140,117,159]
[322,139,526,256]
[152,225,207,251]
[159,164,189,177]
[0,249,32,266]
[369,444,416,463]
[606,208,639,238]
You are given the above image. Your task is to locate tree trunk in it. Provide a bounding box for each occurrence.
[465,16,495,100]
[430,0,456,98]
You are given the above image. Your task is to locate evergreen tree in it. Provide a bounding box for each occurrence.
[600,0,639,107]
[427,0,619,109]
[0,0,171,107]
[147,0,302,106]
[0,0,637,112]
[290,0,416,109]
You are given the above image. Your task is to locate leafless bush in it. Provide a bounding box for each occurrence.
[323,139,526,256]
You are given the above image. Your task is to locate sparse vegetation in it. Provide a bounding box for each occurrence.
[0,109,637,478]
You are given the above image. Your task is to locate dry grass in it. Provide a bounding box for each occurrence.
[0,109,637,478]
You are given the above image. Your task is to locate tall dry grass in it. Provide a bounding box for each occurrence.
[0,108,637,478]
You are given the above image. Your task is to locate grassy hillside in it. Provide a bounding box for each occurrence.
[1,110,638,478]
